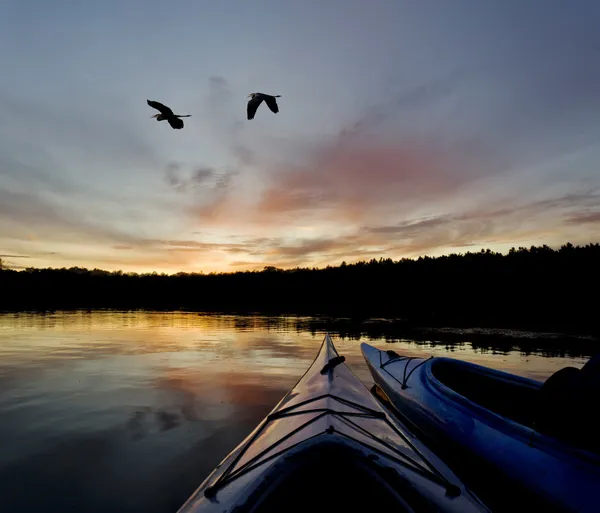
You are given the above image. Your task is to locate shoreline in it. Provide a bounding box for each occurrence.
[1,308,597,357]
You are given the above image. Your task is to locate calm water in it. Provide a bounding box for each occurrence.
[0,311,591,513]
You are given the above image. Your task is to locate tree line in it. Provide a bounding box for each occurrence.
[1,242,599,336]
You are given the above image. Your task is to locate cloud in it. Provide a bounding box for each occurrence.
[461,191,600,224]
[164,163,217,193]
[336,66,473,144]
[361,190,600,257]
[61,237,279,272]
[0,152,82,196]
[192,168,216,184]
[181,63,600,259]
[220,234,392,269]
[564,211,600,225]
[210,189,600,268]
[268,238,348,258]
[182,68,495,234]
[0,89,175,262]
[0,253,32,270]
[228,260,262,268]
[198,19,600,253]
[207,76,232,106]
[164,163,187,192]
[189,133,479,230]
[0,91,158,172]
[0,187,146,247]
[163,161,238,204]
[367,191,600,237]
[149,239,249,253]
[367,217,450,236]
[203,76,257,169]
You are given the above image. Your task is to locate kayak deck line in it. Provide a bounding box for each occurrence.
[203,351,462,500]
[381,350,434,389]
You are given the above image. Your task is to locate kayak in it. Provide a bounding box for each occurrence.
[360,343,600,513]
[177,334,490,513]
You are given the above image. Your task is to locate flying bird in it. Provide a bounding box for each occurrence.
[247,92,281,120]
[147,99,191,129]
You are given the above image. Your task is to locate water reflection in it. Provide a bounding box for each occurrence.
[0,311,595,513]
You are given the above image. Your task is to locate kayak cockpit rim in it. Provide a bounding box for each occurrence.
[215,439,457,513]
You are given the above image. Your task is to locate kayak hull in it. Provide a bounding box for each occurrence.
[177,335,489,513]
[361,343,600,513]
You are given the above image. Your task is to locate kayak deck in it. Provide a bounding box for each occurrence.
[177,335,489,513]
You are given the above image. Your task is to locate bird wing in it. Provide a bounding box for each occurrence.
[247,96,264,120]
[147,100,174,116]
[264,95,279,114]
[168,117,184,129]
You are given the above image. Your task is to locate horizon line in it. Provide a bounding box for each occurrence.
[1,240,597,276]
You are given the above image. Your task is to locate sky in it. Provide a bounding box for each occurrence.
[1,0,599,273]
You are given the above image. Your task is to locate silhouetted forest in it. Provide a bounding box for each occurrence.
[1,243,599,336]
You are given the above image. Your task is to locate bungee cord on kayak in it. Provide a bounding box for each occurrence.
[203,390,460,499]
[380,352,434,390]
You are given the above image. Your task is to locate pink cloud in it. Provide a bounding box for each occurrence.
[565,211,600,225]
[190,134,478,230]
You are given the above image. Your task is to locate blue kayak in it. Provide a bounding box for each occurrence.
[361,343,600,513]
[176,335,490,513]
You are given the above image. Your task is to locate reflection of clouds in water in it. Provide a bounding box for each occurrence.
[127,407,192,440]
[1,363,289,513]
[126,370,290,442]
[128,406,197,440]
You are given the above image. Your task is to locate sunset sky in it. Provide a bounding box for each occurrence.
[1,0,599,273]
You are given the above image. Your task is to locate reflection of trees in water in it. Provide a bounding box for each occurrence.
[288,317,599,359]
[1,242,599,354]
[167,313,599,358]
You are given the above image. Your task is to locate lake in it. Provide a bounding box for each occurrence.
[0,311,592,513]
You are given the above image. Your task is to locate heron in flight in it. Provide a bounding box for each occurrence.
[247,92,281,120]
[147,100,191,129]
